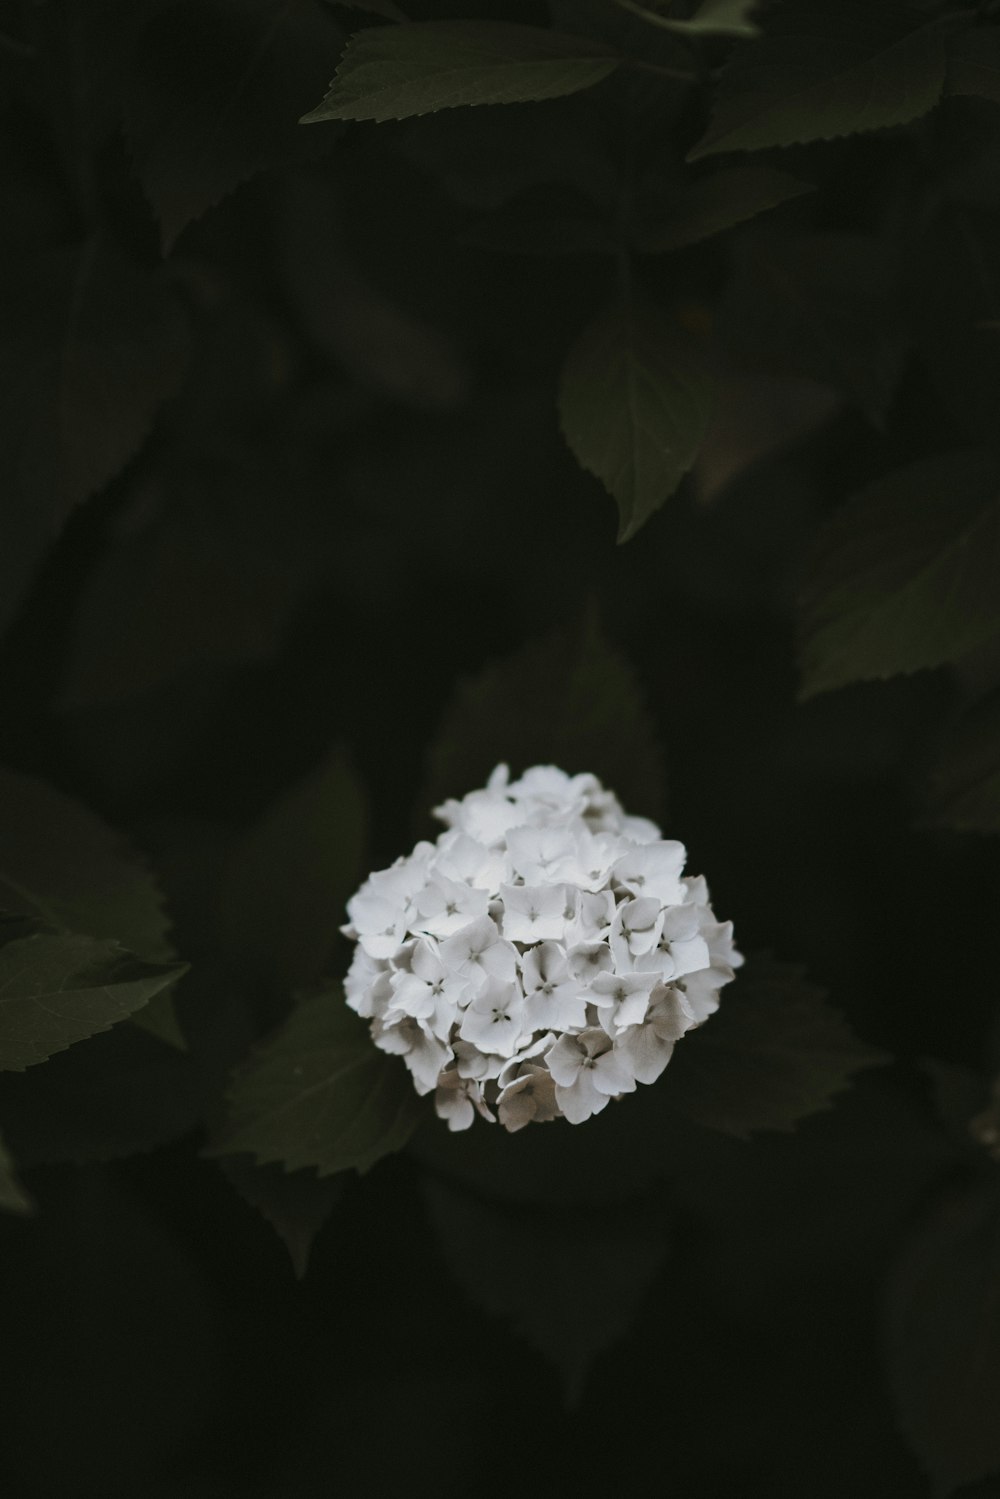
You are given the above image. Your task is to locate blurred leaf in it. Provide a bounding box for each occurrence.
[218,749,367,994]
[636,164,812,253]
[663,957,887,1138]
[886,1182,1000,1494]
[277,169,469,408]
[126,0,344,249]
[797,450,1000,700]
[36,0,160,187]
[397,99,617,211]
[720,231,902,422]
[1,1172,221,1494]
[300,21,620,123]
[0,235,187,638]
[688,1,950,160]
[558,292,712,542]
[221,1154,344,1275]
[619,0,759,39]
[919,1057,991,1156]
[325,0,404,18]
[0,916,186,1073]
[208,988,422,1175]
[947,23,1000,105]
[463,197,617,256]
[59,450,338,709]
[410,1099,664,1208]
[422,613,664,824]
[0,1017,203,1164]
[422,1177,667,1403]
[0,765,186,1047]
[921,690,1000,834]
[0,1131,34,1216]
[970,1075,1000,1163]
[910,216,1000,447]
[693,366,837,502]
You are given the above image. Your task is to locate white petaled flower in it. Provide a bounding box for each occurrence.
[342,764,741,1132]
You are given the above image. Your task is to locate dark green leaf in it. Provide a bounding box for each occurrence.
[208,988,422,1176]
[688,1,950,160]
[663,957,887,1137]
[920,690,1000,834]
[221,1155,345,1276]
[421,613,664,826]
[720,231,902,422]
[218,749,367,994]
[0,235,187,638]
[0,1017,202,1164]
[126,0,344,249]
[300,21,620,124]
[947,23,1000,105]
[558,292,713,542]
[886,1183,1000,1493]
[0,918,186,1073]
[0,765,186,1048]
[797,450,1000,700]
[0,1131,34,1216]
[636,165,812,253]
[422,1177,667,1403]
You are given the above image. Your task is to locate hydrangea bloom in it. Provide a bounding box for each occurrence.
[343,765,741,1132]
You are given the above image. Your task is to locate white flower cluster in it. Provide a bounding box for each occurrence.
[343,765,741,1133]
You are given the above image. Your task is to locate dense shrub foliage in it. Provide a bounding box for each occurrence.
[2,1,1000,1494]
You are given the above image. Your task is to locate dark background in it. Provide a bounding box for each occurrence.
[2,1,1000,1495]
